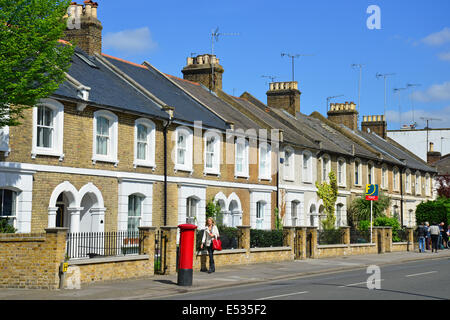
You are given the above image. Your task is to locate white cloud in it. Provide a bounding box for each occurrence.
[386,106,450,128]
[411,82,450,102]
[103,27,157,54]
[421,27,450,46]
[438,52,450,61]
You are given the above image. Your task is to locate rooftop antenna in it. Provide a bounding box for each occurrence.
[281,53,314,82]
[326,95,344,114]
[406,83,421,125]
[351,64,365,124]
[210,27,239,91]
[376,73,396,117]
[393,87,407,129]
[420,117,441,155]
[261,75,278,85]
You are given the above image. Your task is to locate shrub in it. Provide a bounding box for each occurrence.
[0,218,16,233]
[358,220,371,232]
[250,229,283,248]
[373,216,401,242]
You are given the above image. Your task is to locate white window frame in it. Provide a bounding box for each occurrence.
[258,142,271,181]
[186,196,199,224]
[354,159,362,186]
[415,171,421,195]
[134,118,156,169]
[405,169,411,193]
[203,130,221,175]
[235,137,249,178]
[92,110,119,166]
[174,126,193,173]
[256,201,266,230]
[32,98,64,160]
[302,150,312,183]
[283,147,295,181]
[337,158,346,187]
[322,154,331,182]
[291,200,300,227]
[393,167,399,191]
[0,188,18,230]
[425,174,431,196]
[367,161,375,185]
[127,194,143,233]
[381,165,388,190]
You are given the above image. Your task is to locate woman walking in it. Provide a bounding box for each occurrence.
[200,217,220,273]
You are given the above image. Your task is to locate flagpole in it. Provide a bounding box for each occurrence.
[370,200,373,243]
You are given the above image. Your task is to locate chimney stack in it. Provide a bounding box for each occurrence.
[63,1,102,56]
[181,54,224,91]
[266,81,301,116]
[427,142,441,165]
[327,102,358,131]
[361,115,387,139]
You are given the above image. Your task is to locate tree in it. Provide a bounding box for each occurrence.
[315,171,338,230]
[415,198,450,226]
[0,0,74,127]
[436,175,450,199]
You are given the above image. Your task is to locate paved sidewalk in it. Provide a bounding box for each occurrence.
[1,250,449,300]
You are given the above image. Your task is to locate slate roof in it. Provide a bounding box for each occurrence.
[101,55,229,131]
[166,75,263,132]
[435,154,450,175]
[53,48,169,120]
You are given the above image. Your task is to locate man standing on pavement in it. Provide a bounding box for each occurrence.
[416,223,426,253]
[429,222,440,253]
[424,222,431,251]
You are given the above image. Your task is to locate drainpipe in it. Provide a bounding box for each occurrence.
[162,106,174,226]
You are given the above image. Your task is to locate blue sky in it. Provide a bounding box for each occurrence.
[94,0,450,130]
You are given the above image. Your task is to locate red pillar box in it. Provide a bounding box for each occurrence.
[177,224,197,286]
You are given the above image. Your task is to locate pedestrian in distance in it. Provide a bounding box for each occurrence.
[447,225,450,249]
[200,217,220,274]
[429,222,440,253]
[416,223,426,253]
[439,222,445,249]
[424,222,431,251]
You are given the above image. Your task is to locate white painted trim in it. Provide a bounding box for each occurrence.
[0,162,277,191]
[173,126,193,173]
[92,110,119,166]
[258,142,271,181]
[32,99,64,160]
[133,118,156,169]
[203,129,221,175]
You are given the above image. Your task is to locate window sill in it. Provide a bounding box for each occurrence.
[204,169,220,177]
[92,156,119,167]
[284,177,295,182]
[235,173,249,179]
[133,160,156,171]
[32,149,64,161]
[174,165,193,174]
[259,177,272,182]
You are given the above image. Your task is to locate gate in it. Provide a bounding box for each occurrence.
[154,229,168,275]
[293,232,300,259]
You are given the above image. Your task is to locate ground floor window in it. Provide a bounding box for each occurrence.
[291,201,300,227]
[186,196,198,224]
[0,189,17,227]
[128,195,143,233]
[256,201,265,229]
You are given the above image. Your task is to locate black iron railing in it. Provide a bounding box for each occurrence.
[66,231,144,259]
[350,228,371,244]
[317,229,344,245]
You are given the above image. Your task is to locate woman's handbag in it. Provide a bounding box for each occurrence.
[212,238,222,251]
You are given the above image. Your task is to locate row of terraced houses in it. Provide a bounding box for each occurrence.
[0,1,437,239]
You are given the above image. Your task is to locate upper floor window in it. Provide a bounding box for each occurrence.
[235,137,249,178]
[337,159,346,186]
[406,170,411,193]
[381,166,388,189]
[93,110,118,165]
[354,160,361,186]
[259,142,271,180]
[284,147,295,181]
[322,155,330,182]
[425,174,431,196]
[302,151,312,183]
[415,172,421,195]
[0,189,17,228]
[393,167,399,191]
[204,130,221,175]
[134,119,156,168]
[367,162,375,185]
[174,127,193,172]
[32,99,64,159]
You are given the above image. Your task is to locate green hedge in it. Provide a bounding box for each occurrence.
[250,229,283,248]
[415,198,450,226]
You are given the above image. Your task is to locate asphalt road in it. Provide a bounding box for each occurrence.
[159,257,449,300]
